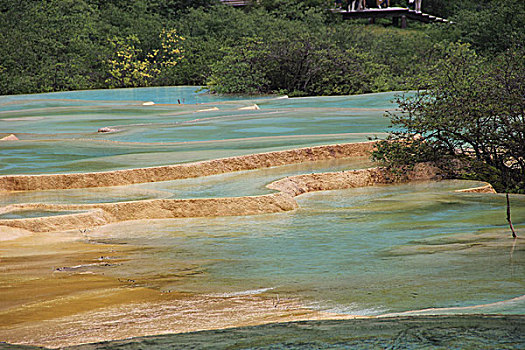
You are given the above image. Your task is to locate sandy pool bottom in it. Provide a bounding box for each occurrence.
[0,225,358,348]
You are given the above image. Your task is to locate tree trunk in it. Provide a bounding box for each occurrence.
[507,193,518,238]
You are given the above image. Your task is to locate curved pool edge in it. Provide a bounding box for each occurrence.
[0,140,501,233]
[0,141,377,191]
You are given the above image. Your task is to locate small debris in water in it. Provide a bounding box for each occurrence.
[97,127,119,133]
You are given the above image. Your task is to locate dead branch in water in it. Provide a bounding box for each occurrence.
[506,193,518,238]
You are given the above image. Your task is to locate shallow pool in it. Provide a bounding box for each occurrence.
[88,180,525,316]
[0,87,391,175]
[0,87,523,348]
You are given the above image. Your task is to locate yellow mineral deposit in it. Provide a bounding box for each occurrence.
[0,141,451,233]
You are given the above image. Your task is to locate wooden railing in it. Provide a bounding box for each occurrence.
[338,7,449,27]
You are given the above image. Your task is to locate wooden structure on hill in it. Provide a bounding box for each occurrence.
[335,7,449,28]
[219,0,449,28]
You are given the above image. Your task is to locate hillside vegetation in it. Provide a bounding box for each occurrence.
[1,0,522,96]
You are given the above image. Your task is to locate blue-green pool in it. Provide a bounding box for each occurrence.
[89,181,525,316]
[0,87,523,348]
[0,87,390,175]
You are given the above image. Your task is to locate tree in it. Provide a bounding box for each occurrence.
[206,23,396,96]
[0,0,105,94]
[431,0,525,56]
[372,43,525,193]
[105,29,184,88]
[207,37,271,94]
[147,0,218,19]
[453,0,524,56]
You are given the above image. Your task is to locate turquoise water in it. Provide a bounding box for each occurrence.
[0,87,389,175]
[0,185,171,205]
[0,86,269,108]
[0,209,83,219]
[0,158,371,205]
[1,87,524,320]
[89,181,525,316]
[123,158,373,200]
[0,135,372,175]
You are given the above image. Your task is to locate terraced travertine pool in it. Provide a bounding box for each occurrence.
[0,87,523,348]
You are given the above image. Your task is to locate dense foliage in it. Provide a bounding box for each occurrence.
[372,43,525,193]
[1,0,522,96]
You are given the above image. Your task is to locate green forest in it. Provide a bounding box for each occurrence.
[0,0,523,96]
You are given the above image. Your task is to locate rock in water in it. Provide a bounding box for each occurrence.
[0,134,19,141]
[98,127,118,133]
[238,104,260,110]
